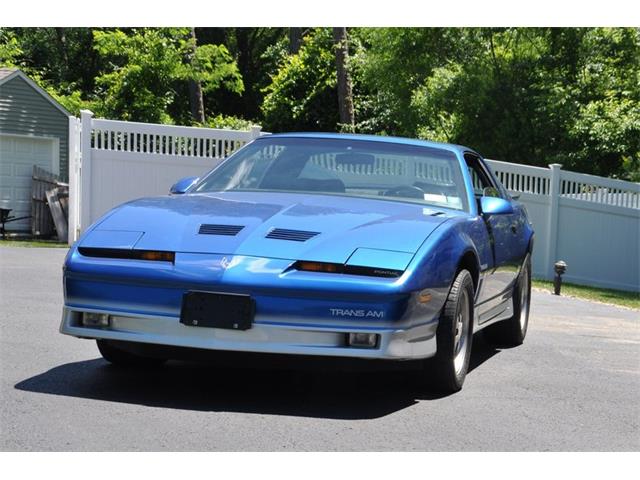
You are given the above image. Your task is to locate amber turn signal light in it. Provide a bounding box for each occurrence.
[138,251,175,262]
[293,260,402,278]
[296,261,342,273]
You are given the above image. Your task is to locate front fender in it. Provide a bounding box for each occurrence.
[403,216,491,309]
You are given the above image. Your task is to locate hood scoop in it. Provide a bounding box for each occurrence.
[198,224,245,236]
[266,228,320,242]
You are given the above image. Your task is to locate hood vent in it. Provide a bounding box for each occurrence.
[198,224,244,236]
[266,228,320,242]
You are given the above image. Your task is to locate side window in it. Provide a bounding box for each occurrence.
[464,153,501,198]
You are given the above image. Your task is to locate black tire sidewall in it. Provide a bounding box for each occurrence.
[430,269,475,391]
[513,255,532,342]
[97,339,166,367]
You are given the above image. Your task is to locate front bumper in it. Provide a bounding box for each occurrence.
[59,307,438,360]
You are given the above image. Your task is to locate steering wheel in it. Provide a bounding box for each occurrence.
[382,185,425,199]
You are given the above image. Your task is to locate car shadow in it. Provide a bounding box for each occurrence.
[15,334,501,420]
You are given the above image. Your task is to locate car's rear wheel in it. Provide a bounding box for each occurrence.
[422,269,474,394]
[484,254,531,347]
[97,339,167,367]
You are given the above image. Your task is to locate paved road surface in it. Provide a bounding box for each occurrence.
[1,247,638,451]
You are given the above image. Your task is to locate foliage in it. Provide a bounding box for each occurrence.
[261,28,339,132]
[1,28,104,116]
[358,28,481,136]
[204,114,256,131]
[212,28,288,120]
[0,29,94,116]
[361,27,640,179]
[0,29,22,66]
[42,84,94,116]
[91,28,243,124]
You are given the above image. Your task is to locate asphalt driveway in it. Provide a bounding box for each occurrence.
[1,246,638,451]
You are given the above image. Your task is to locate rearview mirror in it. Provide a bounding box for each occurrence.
[170,176,199,195]
[480,196,513,216]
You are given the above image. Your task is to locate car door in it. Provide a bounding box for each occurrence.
[465,153,521,306]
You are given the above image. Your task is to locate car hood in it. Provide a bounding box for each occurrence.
[84,191,452,265]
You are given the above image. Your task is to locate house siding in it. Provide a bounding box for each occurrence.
[0,76,69,181]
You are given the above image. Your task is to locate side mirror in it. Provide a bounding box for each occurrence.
[170,176,199,195]
[480,196,513,216]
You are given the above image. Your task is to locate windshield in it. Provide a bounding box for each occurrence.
[193,137,469,211]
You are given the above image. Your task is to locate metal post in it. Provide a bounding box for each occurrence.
[553,261,567,295]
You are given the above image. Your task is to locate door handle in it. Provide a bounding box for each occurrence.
[510,225,517,234]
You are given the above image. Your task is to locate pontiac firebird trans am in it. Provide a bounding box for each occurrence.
[60,133,533,393]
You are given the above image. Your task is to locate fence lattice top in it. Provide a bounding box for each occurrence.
[486,160,639,209]
[89,117,261,160]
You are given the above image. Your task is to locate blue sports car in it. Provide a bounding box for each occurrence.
[60,133,533,393]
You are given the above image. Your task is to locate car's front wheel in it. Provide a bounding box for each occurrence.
[422,269,474,393]
[97,340,167,367]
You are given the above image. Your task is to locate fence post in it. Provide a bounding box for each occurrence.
[67,116,79,244]
[79,110,94,236]
[546,163,563,279]
[250,125,262,139]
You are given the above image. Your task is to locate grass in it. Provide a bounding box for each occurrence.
[0,239,68,248]
[532,279,640,310]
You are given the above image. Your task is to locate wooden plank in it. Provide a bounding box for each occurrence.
[45,187,68,243]
[31,165,68,238]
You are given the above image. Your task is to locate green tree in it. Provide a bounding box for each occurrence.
[563,28,640,178]
[358,28,481,136]
[92,28,243,124]
[411,28,640,178]
[195,27,288,121]
[361,27,640,179]
[0,28,23,66]
[0,27,96,115]
[261,28,339,132]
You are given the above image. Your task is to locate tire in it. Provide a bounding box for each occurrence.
[422,269,475,394]
[484,254,531,347]
[96,340,167,367]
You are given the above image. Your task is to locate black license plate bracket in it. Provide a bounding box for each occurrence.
[180,291,254,330]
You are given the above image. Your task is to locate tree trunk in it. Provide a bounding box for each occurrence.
[54,28,69,80]
[332,27,355,129]
[289,28,303,54]
[188,28,205,124]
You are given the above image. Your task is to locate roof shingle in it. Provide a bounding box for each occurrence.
[0,67,18,81]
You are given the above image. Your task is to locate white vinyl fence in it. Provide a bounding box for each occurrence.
[68,110,263,243]
[68,112,640,292]
[486,160,639,292]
